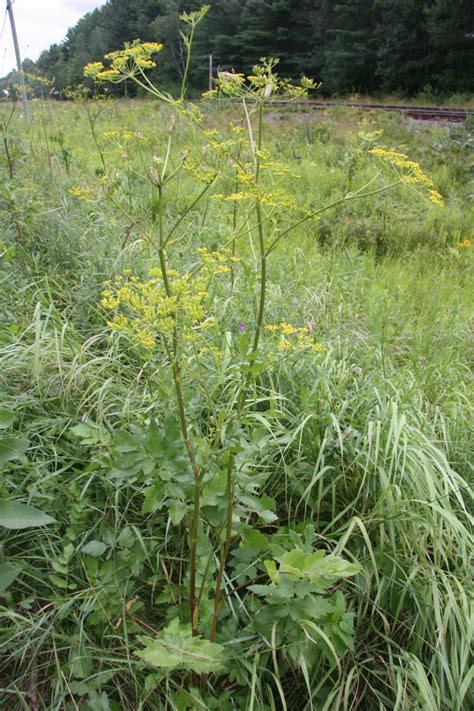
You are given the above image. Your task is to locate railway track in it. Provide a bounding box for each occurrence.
[264,100,474,122]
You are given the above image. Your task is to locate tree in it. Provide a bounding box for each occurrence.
[374,0,431,94]
[424,0,474,93]
[321,0,379,94]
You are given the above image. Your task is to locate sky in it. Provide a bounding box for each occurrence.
[1,0,106,75]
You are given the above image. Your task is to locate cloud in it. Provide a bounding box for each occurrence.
[64,1,104,12]
[1,0,106,75]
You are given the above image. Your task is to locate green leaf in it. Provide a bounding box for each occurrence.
[0,500,56,529]
[238,493,277,523]
[275,549,361,586]
[71,421,106,445]
[240,527,269,551]
[0,562,19,594]
[169,501,187,525]
[81,540,107,557]
[0,409,15,429]
[87,690,111,711]
[136,618,224,674]
[0,437,29,467]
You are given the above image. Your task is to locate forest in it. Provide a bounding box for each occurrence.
[1,0,474,99]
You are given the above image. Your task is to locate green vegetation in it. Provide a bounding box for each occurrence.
[0,39,473,711]
[2,0,474,99]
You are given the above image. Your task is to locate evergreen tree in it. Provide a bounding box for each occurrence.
[1,0,472,97]
[374,0,431,94]
[321,0,379,94]
[424,0,474,93]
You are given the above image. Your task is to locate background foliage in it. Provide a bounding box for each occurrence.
[1,0,474,99]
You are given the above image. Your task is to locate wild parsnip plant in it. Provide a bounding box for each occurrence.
[0,9,472,709]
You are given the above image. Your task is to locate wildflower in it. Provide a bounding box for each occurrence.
[369,146,445,207]
[238,322,245,332]
[68,186,92,201]
[85,41,163,85]
[100,249,236,354]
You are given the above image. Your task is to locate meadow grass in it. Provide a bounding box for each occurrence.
[0,98,472,710]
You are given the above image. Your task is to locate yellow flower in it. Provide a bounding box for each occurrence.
[83,62,104,78]
[369,146,444,207]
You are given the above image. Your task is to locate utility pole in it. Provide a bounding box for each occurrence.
[6,0,28,119]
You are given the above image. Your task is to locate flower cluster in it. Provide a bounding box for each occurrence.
[68,186,93,201]
[369,147,445,207]
[203,57,318,101]
[101,249,238,351]
[84,41,163,83]
[183,159,216,185]
[264,323,325,352]
[456,239,471,248]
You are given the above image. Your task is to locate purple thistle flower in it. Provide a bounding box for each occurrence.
[238,321,245,332]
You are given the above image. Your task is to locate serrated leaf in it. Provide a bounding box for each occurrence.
[136,618,224,674]
[0,409,15,429]
[0,500,56,529]
[239,493,277,522]
[277,549,361,585]
[169,501,187,525]
[141,483,164,514]
[0,437,29,467]
[81,540,107,557]
[240,527,269,551]
[87,690,111,711]
[0,562,19,594]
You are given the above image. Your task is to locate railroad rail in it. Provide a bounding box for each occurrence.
[263,100,474,122]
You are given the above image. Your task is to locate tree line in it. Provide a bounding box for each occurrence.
[2,0,473,99]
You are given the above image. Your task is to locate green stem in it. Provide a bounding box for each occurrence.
[163,179,215,248]
[209,453,234,642]
[266,179,403,256]
[211,101,267,638]
[86,104,106,173]
[157,182,201,638]
[180,27,195,101]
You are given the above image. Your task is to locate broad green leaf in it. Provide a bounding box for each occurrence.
[0,500,56,529]
[0,409,15,429]
[70,421,106,445]
[81,540,107,557]
[264,559,278,584]
[87,690,111,711]
[136,618,224,674]
[0,562,19,594]
[169,501,187,525]
[240,527,269,551]
[0,437,29,467]
[239,493,277,523]
[277,549,361,585]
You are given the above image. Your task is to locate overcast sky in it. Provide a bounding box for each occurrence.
[1,0,106,75]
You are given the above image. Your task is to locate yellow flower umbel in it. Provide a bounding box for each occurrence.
[101,249,238,353]
[84,41,163,85]
[203,57,319,102]
[369,147,445,207]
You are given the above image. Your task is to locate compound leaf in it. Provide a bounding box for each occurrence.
[137,618,224,674]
